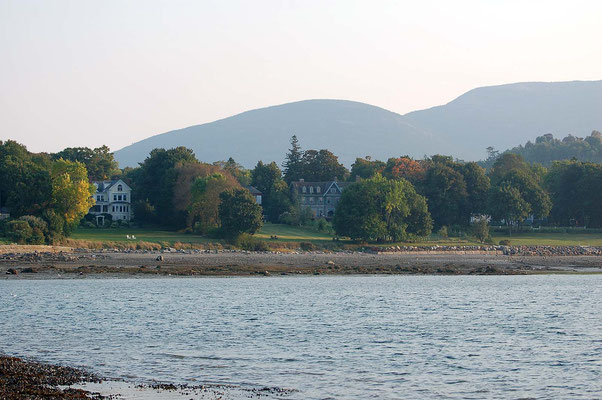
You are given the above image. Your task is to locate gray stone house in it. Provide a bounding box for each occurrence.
[290,179,352,219]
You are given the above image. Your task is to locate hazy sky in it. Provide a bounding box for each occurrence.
[1,0,601,153]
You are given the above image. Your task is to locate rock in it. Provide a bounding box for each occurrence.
[6,268,18,275]
[21,267,36,273]
[156,255,164,261]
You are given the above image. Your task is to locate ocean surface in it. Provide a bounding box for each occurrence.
[1,275,601,399]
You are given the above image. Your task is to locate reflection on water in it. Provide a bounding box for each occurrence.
[1,275,601,399]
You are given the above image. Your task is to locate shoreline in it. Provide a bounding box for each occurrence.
[1,245,601,278]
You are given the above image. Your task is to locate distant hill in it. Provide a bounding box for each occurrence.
[404,80,602,160]
[114,80,602,168]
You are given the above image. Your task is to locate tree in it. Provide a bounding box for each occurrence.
[49,159,96,235]
[421,162,469,228]
[460,162,490,215]
[333,175,432,242]
[349,157,385,180]
[488,184,530,234]
[283,135,304,184]
[53,146,120,180]
[218,189,263,238]
[383,157,425,183]
[251,161,292,222]
[128,147,198,226]
[300,149,348,181]
[213,157,251,186]
[472,217,490,243]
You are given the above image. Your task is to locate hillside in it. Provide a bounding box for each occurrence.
[114,80,602,168]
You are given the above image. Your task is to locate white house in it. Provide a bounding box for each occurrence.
[87,179,132,225]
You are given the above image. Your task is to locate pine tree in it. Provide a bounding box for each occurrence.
[283,135,303,183]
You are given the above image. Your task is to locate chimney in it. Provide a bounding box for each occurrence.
[299,178,304,182]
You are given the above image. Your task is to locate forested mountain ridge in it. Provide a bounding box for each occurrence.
[501,131,602,166]
[114,80,602,168]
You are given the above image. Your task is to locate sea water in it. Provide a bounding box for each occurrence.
[1,275,601,399]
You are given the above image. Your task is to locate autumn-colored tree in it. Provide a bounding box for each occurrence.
[50,159,96,234]
[383,157,426,183]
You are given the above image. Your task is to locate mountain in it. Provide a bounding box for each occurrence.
[114,80,602,168]
[403,80,602,160]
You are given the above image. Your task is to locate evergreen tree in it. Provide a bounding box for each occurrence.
[283,135,303,183]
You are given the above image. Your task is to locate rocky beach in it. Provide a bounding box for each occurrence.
[1,244,601,278]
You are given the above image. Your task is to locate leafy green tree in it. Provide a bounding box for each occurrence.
[300,149,348,181]
[53,146,120,180]
[283,135,304,184]
[488,184,530,234]
[349,157,385,180]
[333,175,432,242]
[421,162,469,228]
[251,161,292,222]
[460,162,490,215]
[128,147,198,226]
[218,189,263,238]
[213,157,251,186]
[471,217,490,243]
[545,160,602,227]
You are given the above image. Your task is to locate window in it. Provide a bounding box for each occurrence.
[310,197,314,204]
[96,195,102,201]
[309,186,314,194]
[327,199,331,204]
[112,206,115,212]
[316,187,321,193]
[331,188,336,193]
[117,185,123,192]
[123,195,127,201]
[302,186,306,193]
[118,195,122,201]
[113,195,117,201]
[319,197,323,204]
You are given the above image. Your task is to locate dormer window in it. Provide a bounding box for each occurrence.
[302,186,306,193]
[309,186,314,194]
[316,186,321,194]
[117,184,123,192]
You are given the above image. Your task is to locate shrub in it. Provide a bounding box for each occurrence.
[236,234,269,251]
[499,239,511,246]
[6,220,33,244]
[299,241,315,251]
[437,226,449,238]
[471,217,490,243]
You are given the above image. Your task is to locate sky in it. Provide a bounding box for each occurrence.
[1,0,601,153]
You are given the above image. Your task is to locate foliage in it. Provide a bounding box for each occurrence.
[349,157,385,180]
[487,184,530,233]
[213,157,251,186]
[421,161,469,228]
[50,159,96,234]
[126,147,198,226]
[52,146,120,180]
[471,217,490,243]
[437,226,448,238]
[236,234,270,251]
[333,175,432,242]
[300,149,348,181]
[545,160,602,228]
[251,161,292,222]
[383,157,425,183]
[505,131,602,166]
[218,189,263,238]
[6,220,33,244]
[283,135,304,184]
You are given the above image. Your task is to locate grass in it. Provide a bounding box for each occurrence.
[71,227,216,245]
[255,223,335,243]
[489,233,602,246]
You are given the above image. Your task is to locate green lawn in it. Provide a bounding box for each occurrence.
[255,223,335,243]
[70,223,335,245]
[71,228,215,244]
[489,233,602,246]
[26,225,602,248]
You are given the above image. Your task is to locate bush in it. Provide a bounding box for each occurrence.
[499,239,511,246]
[471,218,490,243]
[6,220,33,244]
[437,226,448,238]
[236,234,269,251]
[299,241,315,251]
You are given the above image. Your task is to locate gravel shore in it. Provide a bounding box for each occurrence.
[0,355,104,399]
[1,245,601,277]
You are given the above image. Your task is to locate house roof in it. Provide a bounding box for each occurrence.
[245,185,262,195]
[92,179,130,193]
[290,180,352,195]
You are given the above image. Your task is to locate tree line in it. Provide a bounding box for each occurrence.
[1,135,601,245]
